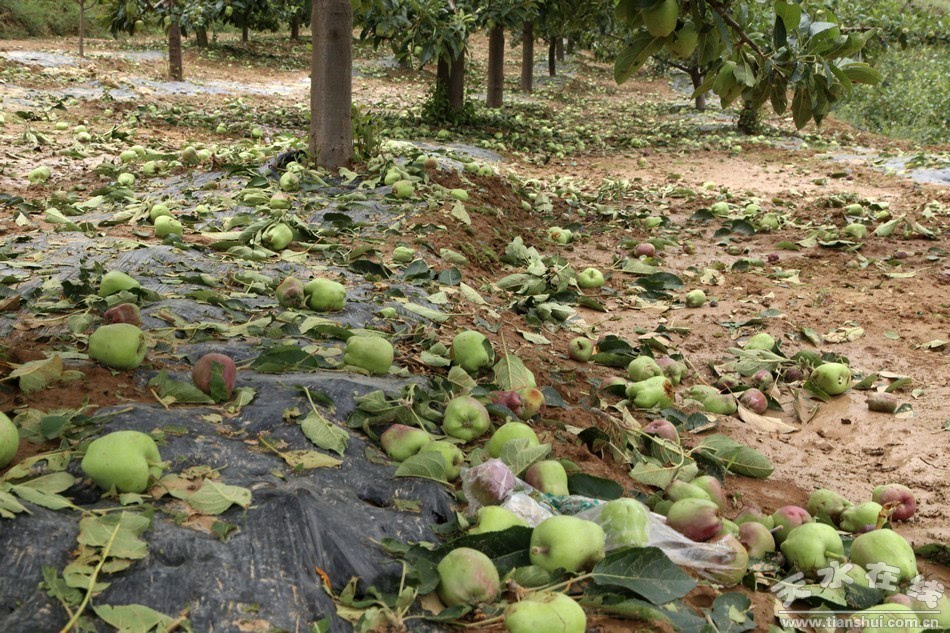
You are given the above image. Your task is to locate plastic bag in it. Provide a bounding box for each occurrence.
[461,459,741,581]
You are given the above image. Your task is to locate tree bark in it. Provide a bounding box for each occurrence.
[486,26,504,108]
[689,65,706,111]
[242,22,249,43]
[566,37,575,55]
[309,0,353,169]
[556,37,564,62]
[291,16,300,40]
[520,21,533,93]
[548,39,556,77]
[196,26,208,48]
[448,49,465,113]
[168,0,183,81]
[79,0,85,58]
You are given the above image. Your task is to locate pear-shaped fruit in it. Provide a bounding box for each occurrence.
[685,289,706,307]
[88,323,147,369]
[380,424,431,461]
[707,534,749,586]
[839,502,883,533]
[154,215,183,237]
[854,604,922,633]
[667,498,722,541]
[442,396,491,442]
[598,498,649,549]
[392,246,415,263]
[487,421,539,457]
[849,529,918,583]
[437,548,500,607]
[667,21,698,58]
[811,362,852,395]
[504,592,586,633]
[641,0,678,37]
[871,483,916,521]
[470,506,529,534]
[666,480,711,503]
[99,270,140,297]
[392,180,415,199]
[343,335,393,375]
[692,475,728,511]
[627,356,663,381]
[529,516,605,573]
[806,488,852,522]
[734,506,774,529]
[264,223,294,251]
[451,331,494,374]
[81,430,165,493]
[418,441,464,480]
[738,521,775,558]
[515,387,545,419]
[911,594,949,629]
[524,460,569,496]
[625,375,673,408]
[744,332,775,350]
[306,278,346,312]
[780,523,844,577]
[0,412,20,468]
[577,267,605,289]
[771,506,812,544]
[275,276,305,307]
[191,353,237,401]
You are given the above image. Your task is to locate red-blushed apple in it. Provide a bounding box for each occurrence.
[871,483,916,521]
[192,352,237,401]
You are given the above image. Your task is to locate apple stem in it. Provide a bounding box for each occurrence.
[826,551,847,562]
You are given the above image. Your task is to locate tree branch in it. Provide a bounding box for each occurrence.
[706,0,766,58]
[657,58,691,73]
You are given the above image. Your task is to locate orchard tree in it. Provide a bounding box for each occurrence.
[107,0,188,80]
[310,0,353,168]
[478,0,538,107]
[75,0,101,58]
[612,0,882,129]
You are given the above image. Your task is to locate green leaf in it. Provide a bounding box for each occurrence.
[92,604,177,633]
[147,371,215,405]
[7,356,63,394]
[592,547,697,605]
[400,302,450,323]
[614,32,665,85]
[395,452,449,483]
[792,83,813,129]
[300,410,349,456]
[493,353,534,392]
[499,438,551,476]
[185,480,252,515]
[567,473,624,500]
[279,450,342,470]
[696,434,774,478]
[840,62,882,85]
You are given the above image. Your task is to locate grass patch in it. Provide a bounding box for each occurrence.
[0,0,108,38]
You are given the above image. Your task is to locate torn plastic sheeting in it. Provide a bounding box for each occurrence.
[0,370,455,632]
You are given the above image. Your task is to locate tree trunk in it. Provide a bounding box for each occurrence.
[168,2,183,81]
[556,37,564,62]
[309,0,353,169]
[196,26,208,48]
[520,21,533,93]
[78,0,85,58]
[566,37,575,55]
[242,22,249,43]
[487,26,504,108]
[291,16,300,40]
[548,39,556,77]
[448,50,465,113]
[689,65,706,111]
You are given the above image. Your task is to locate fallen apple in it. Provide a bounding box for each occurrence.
[667,498,722,541]
[871,483,916,521]
[692,475,728,512]
[275,276,305,308]
[442,395,491,442]
[191,352,237,401]
[738,521,775,558]
[149,203,172,222]
[380,424,431,461]
[567,337,594,362]
[625,375,673,408]
[154,215,183,237]
[655,356,686,385]
[547,226,572,244]
[642,419,678,444]
[524,460,569,496]
[264,222,294,250]
[853,605,923,633]
[437,547,500,607]
[806,488,852,522]
[279,171,300,192]
[771,506,813,544]
[780,523,845,577]
[839,502,883,533]
[529,515,605,573]
[392,246,415,263]
[451,330,494,374]
[504,592,586,633]
[706,534,749,586]
[811,362,852,395]
[343,335,394,375]
[577,267,605,289]
[392,180,415,199]
[81,430,165,493]
[487,421,539,457]
[744,333,775,350]
[88,323,147,369]
[718,518,739,537]
[306,278,346,312]
[0,411,20,468]
[470,506,529,534]
[911,595,949,629]
[515,387,545,419]
[685,289,706,308]
[27,165,52,184]
[666,480,711,503]
[449,188,469,201]
[490,390,524,419]
[598,497,650,548]
[117,172,135,187]
[465,459,516,506]
[627,356,663,381]
[103,303,141,326]
[738,388,768,414]
[99,270,140,297]
[418,441,464,480]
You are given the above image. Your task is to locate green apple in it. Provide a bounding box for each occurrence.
[81,430,165,493]
[451,330,494,374]
[567,337,594,362]
[666,480,711,503]
[735,506,774,529]
[627,356,663,381]
[269,194,291,209]
[0,411,20,468]
[154,215,183,237]
[306,278,346,312]
[149,203,172,221]
[598,498,649,549]
[180,146,199,164]
[392,246,415,263]
[911,594,949,629]
[577,267,605,289]
[691,475,728,512]
[780,523,844,577]
[707,534,749,586]
[27,165,52,184]
[99,270,140,297]
[771,506,813,544]
[744,332,775,350]
[392,180,415,199]
[806,488,852,522]
[442,396,491,442]
[843,223,867,240]
[530,516,605,573]
[279,171,300,192]
[120,149,138,162]
[117,172,135,186]
[685,289,706,308]
[666,21,698,59]
[524,460,569,496]
[437,547,500,607]
[449,188,469,201]
[343,335,393,375]
[547,226,572,244]
[470,506,529,534]
[380,424,431,461]
[718,518,740,537]
[625,375,673,408]
[839,502,883,533]
[854,604,922,633]
[515,387,545,419]
[850,529,918,583]
[88,323,147,369]
[383,169,403,186]
[504,592,586,633]
[264,222,294,250]
[487,421,539,457]
[275,276,305,307]
[418,441,464,480]
[811,362,852,395]
[738,521,775,558]
[642,0,678,37]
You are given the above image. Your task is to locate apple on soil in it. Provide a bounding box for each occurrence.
[417,441,464,480]
[0,412,20,468]
[99,270,140,297]
[691,475,728,512]
[442,396,491,442]
[872,483,916,521]
[771,506,813,544]
[529,515,605,573]
[487,421,539,457]
[667,498,722,541]
[275,276,305,307]
[806,488,852,522]
[811,362,852,395]
[576,267,605,289]
[504,592,586,633]
[524,460,569,496]
[598,498,649,549]
[192,352,237,401]
[515,387,545,419]
[567,337,594,362]
[738,521,775,558]
[734,506,774,529]
[88,323,148,370]
[305,278,346,312]
[436,547,500,607]
[849,529,918,583]
[450,330,494,374]
[380,424,431,461]
[343,335,394,375]
[780,523,845,577]
[469,506,529,534]
[838,501,883,533]
[81,430,166,493]
[706,534,749,586]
